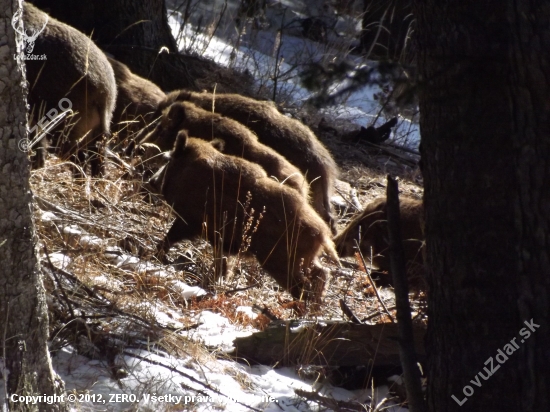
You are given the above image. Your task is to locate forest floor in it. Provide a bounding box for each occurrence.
[30,103,424,410]
[28,2,425,407]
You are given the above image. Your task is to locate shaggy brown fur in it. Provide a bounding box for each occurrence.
[139,101,308,198]
[334,197,424,279]
[108,58,165,151]
[156,90,339,233]
[148,131,339,301]
[23,3,116,175]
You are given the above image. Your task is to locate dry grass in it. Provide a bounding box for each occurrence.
[18,3,427,408]
[29,123,423,412]
[33,119,425,340]
[30,60,424,412]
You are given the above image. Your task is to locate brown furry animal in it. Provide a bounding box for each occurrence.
[148,131,339,301]
[156,90,339,233]
[139,101,308,198]
[334,197,424,278]
[22,3,116,175]
[108,58,165,152]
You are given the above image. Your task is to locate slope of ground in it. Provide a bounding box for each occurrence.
[20,2,425,409]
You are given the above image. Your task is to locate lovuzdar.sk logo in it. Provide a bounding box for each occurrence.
[12,6,48,60]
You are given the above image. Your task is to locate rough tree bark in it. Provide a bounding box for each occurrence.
[414,0,550,411]
[0,1,66,410]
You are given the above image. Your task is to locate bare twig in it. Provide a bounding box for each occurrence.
[354,240,395,323]
[339,299,362,324]
[334,187,361,214]
[123,351,262,412]
[362,141,418,167]
[252,304,279,321]
[272,8,286,102]
[350,187,362,211]
[44,245,75,319]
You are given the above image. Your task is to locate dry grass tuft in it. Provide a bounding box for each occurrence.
[31,112,425,402]
[33,127,426,330]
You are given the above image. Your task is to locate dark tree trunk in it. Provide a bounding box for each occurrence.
[414,0,550,410]
[31,0,176,52]
[360,0,414,61]
[31,0,177,84]
[0,1,66,410]
[30,0,253,94]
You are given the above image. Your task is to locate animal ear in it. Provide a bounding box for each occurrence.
[210,138,225,152]
[167,102,186,126]
[173,130,189,155]
[174,90,192,102]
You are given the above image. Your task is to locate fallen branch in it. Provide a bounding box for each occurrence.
[233,320,425,368]
[339,299,361,324]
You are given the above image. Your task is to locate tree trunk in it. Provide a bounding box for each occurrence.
[31,0,175,50]
[360,0,414,61]
[0,1,66,410]
[30,0,176,82]
[82,0,179,82]
[414,0,550,410]
[29,0,253,94]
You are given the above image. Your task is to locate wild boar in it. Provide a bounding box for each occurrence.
[149,131,339,301]
[334,196,423,276]
[22,3,116,175]
[139,101,308,198]
[155,90,339,233]
[108,57,165,152]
